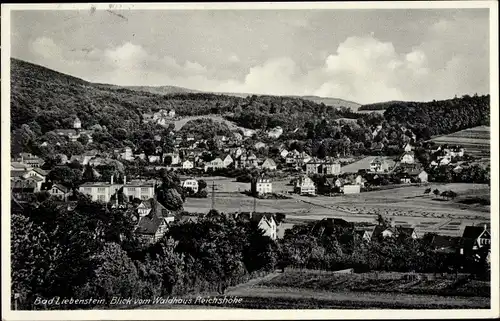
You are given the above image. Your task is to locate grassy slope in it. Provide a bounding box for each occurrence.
[430,126,490,157]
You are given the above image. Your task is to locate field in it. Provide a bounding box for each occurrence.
[430,126,490,157]
[184,179,490,237]
[221,270,490,309]
[139,270,490,309]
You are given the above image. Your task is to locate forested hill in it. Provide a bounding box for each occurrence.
[358,101,405,111]
[10,58,361,135]
[383,95,490,137]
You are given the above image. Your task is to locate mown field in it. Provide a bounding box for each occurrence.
[184,182,490,237]
[430,126,490,157]
[219,270,490,309]
[141,270,490,309]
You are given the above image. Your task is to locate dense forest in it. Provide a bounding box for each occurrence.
[383,95,490,137]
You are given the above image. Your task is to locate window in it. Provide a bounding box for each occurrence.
[128,187,136,193]
[97,195,106,202]
[84,187,91,193]
[141,187,149,193]
[97,187,105,192]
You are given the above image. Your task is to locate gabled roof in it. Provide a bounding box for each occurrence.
[262,158,277,167]
[11,170,29,178]
[430,235,460,249]
[396,226,416,238]
[135,214,165,235]
[33,168,48,176]
[462,226,488,239]
[371,225,393,239]
[52,184,70,193]
[140,198,171,218]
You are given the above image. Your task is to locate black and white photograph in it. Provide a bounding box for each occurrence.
[1,2,498,320]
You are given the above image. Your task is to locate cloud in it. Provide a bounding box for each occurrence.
[31,37,63,59]
[26,19,488,104]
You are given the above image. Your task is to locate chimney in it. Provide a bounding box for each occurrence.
[484,224,487,231]
[110,175,114,185]
[124,175,127,185]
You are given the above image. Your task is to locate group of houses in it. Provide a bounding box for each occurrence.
[52,117,94,144]
[142,109,176,126]
[10,160,69,202]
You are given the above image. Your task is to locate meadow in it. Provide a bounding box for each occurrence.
[430,126,490,157]
[184,180,490,237]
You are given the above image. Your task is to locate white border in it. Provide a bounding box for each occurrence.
[1,2,499,320]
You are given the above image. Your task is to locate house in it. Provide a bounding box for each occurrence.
[261,158,277,170]
[370,157,391,173]
[439,155,452,166]
[49,184,70,201]
[168,109,176,118]
[371,225,394,240]
[460,225,490,255]
[122,178,156,201]
[182,159,194,169]
[355,227,375,242]
[355,175,366,187]
[430,160,439,167]
[396,226,418,240]
[182,179,199,194]
[13,153,45,168]
[251,178,272,195]
[403,143,413,152]
[11,162,32,171]
[280,148,289,159]
[204,157,225,172]
[252,213,278,241]
[135,198,173,244]
[69,154,95,166]
[311,218,353,237]
[164,152,181,165]
[236,153,258,169]
[306,162,321,175]
[79,181,122,203]
[136,198,172,221]
[267,126,283,139]
[429,235,460,253]
[321,161,341,175]
[343,184,361,194]
[223,154,233,167]
[254,142,267,150]
[418,170,429,183]
[294,175,316,195]
[242,128,256,137]
[148,155,162,163]
[400,173,412,184]
[231,147,245,159]
[400,151,415,164]
[120,147,134,161]
[11,180,38,201]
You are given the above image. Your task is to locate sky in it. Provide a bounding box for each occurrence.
[10,8,490,104]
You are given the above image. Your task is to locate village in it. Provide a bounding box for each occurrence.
[10,110,491,260]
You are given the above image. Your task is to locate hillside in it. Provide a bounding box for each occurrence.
[430,126,490,158]
[10,58,362,154]
[358,100,405,111]
[94,84,202,95]
[298,95,361,111]
[383,95,490,139]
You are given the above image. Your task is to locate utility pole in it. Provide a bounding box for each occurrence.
[253,196,257,214]
[211,181,215,210]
